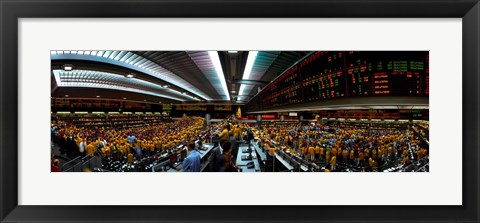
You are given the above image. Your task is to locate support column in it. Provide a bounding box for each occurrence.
[256,114,262,127]
[205,113,211,125]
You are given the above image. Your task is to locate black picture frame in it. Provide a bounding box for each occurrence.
[1,0,478,222]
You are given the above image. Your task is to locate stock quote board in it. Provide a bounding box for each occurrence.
[247,51,429,111]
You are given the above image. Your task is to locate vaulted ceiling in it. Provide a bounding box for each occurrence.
[51,51,312,104]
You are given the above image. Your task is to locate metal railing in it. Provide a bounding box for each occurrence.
[60,156,82,171]
[62,150,102,172]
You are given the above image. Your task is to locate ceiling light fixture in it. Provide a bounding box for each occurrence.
[123,97,127,100]
[238,51,258,97]
[96,95,100,98]
[65,94,69,97]
[208,51,231,101]
[228,51,238,54]
[125,73,136,78]
[62,64,74,71]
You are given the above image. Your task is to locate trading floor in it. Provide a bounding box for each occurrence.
[50,51,429,172]
[51,114,429,172]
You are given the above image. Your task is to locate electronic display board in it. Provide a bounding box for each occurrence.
[247,51,429,111]
[124,102,149,109]
[52,98,122,109]
[162,104,172,111]
[214,104,232,111]
[175,104,207,111]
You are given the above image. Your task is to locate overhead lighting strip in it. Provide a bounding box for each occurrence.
[238,51,281,101]
[187,51,228,100]
[51,50,212,100]
[207,51,230,101]
[238,51,258,97]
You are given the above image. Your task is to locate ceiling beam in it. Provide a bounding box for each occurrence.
[232,79,269,85]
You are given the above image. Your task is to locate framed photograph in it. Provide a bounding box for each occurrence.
[1,0,479,222]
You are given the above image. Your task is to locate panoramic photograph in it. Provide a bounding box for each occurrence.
[50,51,429,172]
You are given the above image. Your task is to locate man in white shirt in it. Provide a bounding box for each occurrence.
[78,138,87,157]
[101,138,107,148]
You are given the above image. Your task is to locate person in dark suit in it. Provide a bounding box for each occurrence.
[208,141,230,172]
[245,128,254,142]
[66,135,77,158]
[217,142,237,172]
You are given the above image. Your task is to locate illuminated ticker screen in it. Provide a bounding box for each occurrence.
[247,51,429,111]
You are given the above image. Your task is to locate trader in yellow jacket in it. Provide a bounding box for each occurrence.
[349,149,355,164]
[330,155,337,171]
[326,150,331,165]
[218,125,230,141]
[319,146,325,160]
[308,146,315,161]
[233,125,241,140]
[358,151,365,167]
[86,142,96,157]
[127,153,134,164]
[342,149,348,162]
[314,146,320,161]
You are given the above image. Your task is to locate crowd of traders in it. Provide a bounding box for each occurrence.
[250,121,428,171]
[51,114,250,172]
[51,116,205,170]
[200,117,428,172]
[51,113,428,172]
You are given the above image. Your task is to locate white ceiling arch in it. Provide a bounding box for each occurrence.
[52,69,193,102]
[51,50,210,101]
